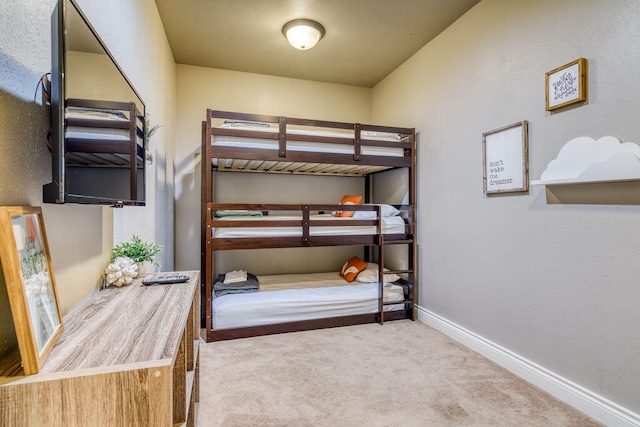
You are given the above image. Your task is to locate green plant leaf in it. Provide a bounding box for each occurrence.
[111,235,164,266]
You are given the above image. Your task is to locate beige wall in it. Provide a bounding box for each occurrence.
[0,0,175,359]
[0,0,107,358]
[174,66,372,273]
[65,51,139,106]
[5,0,637,419]
[373,0,640,416]
[76,0,177,272]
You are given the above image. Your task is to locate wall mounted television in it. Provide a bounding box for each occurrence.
[43,0,146,207]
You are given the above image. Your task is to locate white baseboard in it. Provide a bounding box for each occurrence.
[417,306,640,427]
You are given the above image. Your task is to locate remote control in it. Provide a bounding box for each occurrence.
[142,275,190,285]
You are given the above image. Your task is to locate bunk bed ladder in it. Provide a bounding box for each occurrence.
[202,111,214,338]
[377,227,416,326]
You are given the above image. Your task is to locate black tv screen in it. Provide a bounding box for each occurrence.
[43,0,146,207]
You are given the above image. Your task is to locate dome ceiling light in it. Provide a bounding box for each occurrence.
[282,19,325,50]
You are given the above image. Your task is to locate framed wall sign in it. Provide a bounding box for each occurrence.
[483,121,529,195]
[0,206,63,374]
[545,58,588,111]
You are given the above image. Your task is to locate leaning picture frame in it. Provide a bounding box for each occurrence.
[545,58,588,111]
[483,121,529,195]
[0,206,63,375]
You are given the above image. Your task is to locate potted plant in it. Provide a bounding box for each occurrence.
[144,114,162,164]
[111,235,163,277]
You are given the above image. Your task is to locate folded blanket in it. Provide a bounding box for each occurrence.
[214,273,260,297]
[215,210,263,217]
[224,270,247,284]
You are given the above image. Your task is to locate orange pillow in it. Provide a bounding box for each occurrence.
[334,195,362,217]
[339,256,368,282]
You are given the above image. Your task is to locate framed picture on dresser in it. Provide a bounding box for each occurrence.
[0,206,63,375]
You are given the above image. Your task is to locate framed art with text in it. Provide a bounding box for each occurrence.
[545,58,588,111]
[0,206,63,374]
[483,121,529,195]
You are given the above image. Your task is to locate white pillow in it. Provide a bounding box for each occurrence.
[352,204,401,219]
[356,263,401,283]
[220,120,270,128]
[361,130,401,141]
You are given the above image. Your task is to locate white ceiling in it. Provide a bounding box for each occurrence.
[154,0,480,88]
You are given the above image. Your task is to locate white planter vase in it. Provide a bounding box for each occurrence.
[136,261,146,278]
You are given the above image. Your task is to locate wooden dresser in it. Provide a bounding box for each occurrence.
[0,271,200,426]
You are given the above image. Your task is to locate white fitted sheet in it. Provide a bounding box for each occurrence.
[211,125,405,162]
[65,108,140,143]
[212,214,405,238]
[66,108,128,122]
[66,127,132,141]
[211,272,405,330]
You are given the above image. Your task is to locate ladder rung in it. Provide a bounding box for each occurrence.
[383,300,412,306]
[383,239,413,245]
[384,269,412,275]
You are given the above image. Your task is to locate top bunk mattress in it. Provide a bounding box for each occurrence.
[212,124,405,158]
[204,112,415,176]
[64,105,143,145]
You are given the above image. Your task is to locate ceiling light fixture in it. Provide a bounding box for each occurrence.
[282,19,325,50]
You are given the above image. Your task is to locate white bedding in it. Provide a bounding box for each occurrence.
[212,214,406,238]
[65,108,141,143]
[66,126,132,141]
[66,108,129,122]
[211,272,405,330]
[211,124,405,162]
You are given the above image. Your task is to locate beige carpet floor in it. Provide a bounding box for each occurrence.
[198,320,601,426]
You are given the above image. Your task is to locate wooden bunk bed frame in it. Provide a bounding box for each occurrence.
[201,109,417,342]
[65,98,145,171]
[43,98,145,206]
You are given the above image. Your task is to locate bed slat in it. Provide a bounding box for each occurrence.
[214,159,392,177]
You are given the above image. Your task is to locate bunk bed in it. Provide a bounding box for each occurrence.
[65,98,144,170]
[201,109,417,342]
[61,98,145,204]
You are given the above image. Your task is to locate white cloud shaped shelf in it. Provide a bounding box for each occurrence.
[531,136,640,185]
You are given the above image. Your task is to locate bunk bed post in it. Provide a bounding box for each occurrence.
[201,110,214,335]
[364,173,372,262]
[278,116,287,157]
[410,129,418,321]
[409,236,416,320]
[354,123,361,160]
[302,205,310,245]
[378,234,385,325]
[128,101,138,201]
[364,173,372,204]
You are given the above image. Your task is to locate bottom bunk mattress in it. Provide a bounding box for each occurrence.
[211,272,406,330]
